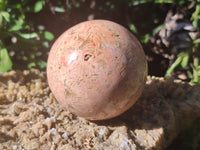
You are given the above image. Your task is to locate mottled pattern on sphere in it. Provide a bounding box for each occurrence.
[47,20,147,120]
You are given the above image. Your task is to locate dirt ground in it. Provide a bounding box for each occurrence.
[0,69,200,150]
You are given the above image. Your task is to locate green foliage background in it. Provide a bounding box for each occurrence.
[0,0,54,72]
[0,0,200,149]
[0,0,200,83]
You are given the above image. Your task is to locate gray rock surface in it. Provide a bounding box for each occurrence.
[0,69,200,150]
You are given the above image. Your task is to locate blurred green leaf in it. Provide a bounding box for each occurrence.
[34,0,45,13]
[36,51,42,56]
[22,56,28,61]
[141,34,150,44]
[42,41,49,48]
[152,24,164,35]
[165,52,190,77]
[187,70,193,79]
[9,19,24,31]
[30,53,35,59]
[0,48,12,73]
[193,38,200,44]
[187,61,200,83]
[155,0,174,3]
[53,6,65,13]
[191,3,200,27]
[180,52,189,68]
[1,11,10,22]
[192,20,198,28]
[75,2,81,8]
[44,31,54,41]
[131,0,149,6]
[28,62,36,69]
[129,24,137,34]
[190,63,196,70]
[165,55,182,77]
[37,60,46,69]
[197,66,200,75]
[0,13,2,25]
[18,32,38,39]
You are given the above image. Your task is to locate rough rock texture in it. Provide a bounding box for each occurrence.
[0,69,200,150]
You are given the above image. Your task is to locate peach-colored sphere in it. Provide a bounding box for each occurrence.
[47,20,147,120]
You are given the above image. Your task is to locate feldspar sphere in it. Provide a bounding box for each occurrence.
[47,20,147,120]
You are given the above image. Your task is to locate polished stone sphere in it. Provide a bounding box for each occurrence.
[47,20,147,120]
